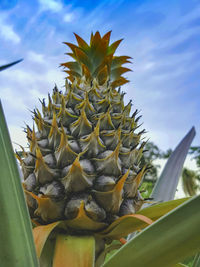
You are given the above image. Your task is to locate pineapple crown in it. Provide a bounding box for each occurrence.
[61,31,132,88]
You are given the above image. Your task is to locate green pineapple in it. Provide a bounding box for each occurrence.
[17,31,148,263]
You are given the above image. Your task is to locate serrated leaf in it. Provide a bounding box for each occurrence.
[108,39,123,55]
[74,48,91,69]
[102,31,112,46]
[61,61,82,75]
[111,56,132,69]
[74,33,90,51]
[110,67,131,81]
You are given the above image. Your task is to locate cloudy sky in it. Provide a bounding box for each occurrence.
[0,0,200,156]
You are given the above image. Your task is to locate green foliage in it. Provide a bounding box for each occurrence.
[140,181,154,199]
[182,168,200,196]
[190,146,200,168]
[0,102,38,267]
[192,253,200,267]
[103,195,200,267]
[141,142,172,194]
[141,142,164,182]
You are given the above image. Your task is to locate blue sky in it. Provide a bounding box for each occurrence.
[0,0,200,153]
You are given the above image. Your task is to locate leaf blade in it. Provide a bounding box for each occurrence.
[0,101,38,267]
[151,127,196,202]
[0,59,23,71]
[33,221,60,258]
[103,195,200,267]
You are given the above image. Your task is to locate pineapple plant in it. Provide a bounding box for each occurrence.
[17,31,193,266]
[1,31,198,267]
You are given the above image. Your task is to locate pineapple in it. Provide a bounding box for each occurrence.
[17,31,148,265]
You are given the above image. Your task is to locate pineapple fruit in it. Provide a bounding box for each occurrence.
[17,31,148,265]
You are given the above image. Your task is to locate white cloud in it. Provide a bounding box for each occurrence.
[63,13,74,23]
[38,0,62,12]
[0,20,20,44]
[1,87,26,112]
[27,51,45,64]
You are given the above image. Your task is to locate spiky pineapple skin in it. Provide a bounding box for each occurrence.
[21,79,145,230]
[18,32,147,233]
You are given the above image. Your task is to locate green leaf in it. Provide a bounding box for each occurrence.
[0,101,38,267]
[99,198,188,240]
[33,221,60,258]
[0,59,23,71]
[39,237,56,267]
[103,195,200,267]
[192,253,200,267]
[139,197,189,221]
[151,127,196,202]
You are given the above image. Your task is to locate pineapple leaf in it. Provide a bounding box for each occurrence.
[62,32,130,87]
[103,195,200,267]
[138,197,189,221]
[61,62,82,75]
[108,39,123,55]
[33,221,60,258]
[151,127,196,202]
[98,197,188,239]
[0,101,38,266]
[0,59,23,71]
[74,33,90,51]
[111,56,132,69]
[102,31,112,46]
[98,214,153,239]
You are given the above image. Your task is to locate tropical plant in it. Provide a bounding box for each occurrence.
[1,32,199,267]
[190,146,200,168]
